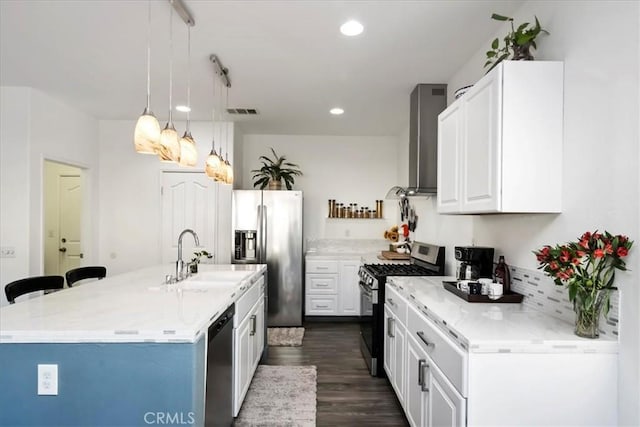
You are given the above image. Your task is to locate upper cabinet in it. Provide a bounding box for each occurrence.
[437,61,564,214]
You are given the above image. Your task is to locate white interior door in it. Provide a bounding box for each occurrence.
[161,172,217,264]
[58,175,82,274]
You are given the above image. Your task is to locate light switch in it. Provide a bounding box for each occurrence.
[37,364,58,395]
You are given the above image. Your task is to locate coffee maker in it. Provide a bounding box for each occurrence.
[455,246,495,280]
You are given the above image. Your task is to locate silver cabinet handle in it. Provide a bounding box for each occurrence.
[417,331,435,350]
[316,304,329,308]
[250,315,257,336]
[316,266,329,270]
[421,362,430,392]
[387,317,395,338]
[316,283,329,287]
[418,359,427,386]
[386,298,395,306]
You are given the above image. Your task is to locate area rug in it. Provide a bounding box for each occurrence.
[267,327,305,346]
[235,365,317,427]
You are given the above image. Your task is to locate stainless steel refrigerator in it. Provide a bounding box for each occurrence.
[232,190,303,326]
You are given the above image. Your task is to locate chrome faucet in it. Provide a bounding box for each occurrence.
[176,229,200,281]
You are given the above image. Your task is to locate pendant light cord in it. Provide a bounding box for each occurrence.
[146,0,152,109]
[211,70,216,151]
[225,85,229,158]
[168,5,173,124]
[186,25,191,132]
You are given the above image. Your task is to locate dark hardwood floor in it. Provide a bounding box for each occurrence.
[263,321,409,426]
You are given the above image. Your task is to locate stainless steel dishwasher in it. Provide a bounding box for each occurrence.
[205,304,235,427]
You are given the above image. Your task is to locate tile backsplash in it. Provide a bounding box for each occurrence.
[509,265,619,338]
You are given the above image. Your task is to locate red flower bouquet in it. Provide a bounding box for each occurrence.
[534,231,633,338]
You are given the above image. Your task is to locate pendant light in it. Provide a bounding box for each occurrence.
[179,24,197,167]
[134,0,160,154]
[205,75,222,179]
[158,5,181,163]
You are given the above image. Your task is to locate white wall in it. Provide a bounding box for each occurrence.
[413,2,640,423]
[0,87,31,306]
[98,119,234,275]
[240,134,401,242]
[0,87,100,306]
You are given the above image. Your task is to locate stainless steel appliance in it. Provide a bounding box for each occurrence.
[454,246,494,280]
[205,303,234,426]
[359,241,445,377]
[232,190,303,326]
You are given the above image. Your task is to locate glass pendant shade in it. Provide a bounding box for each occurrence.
[205,148,222,179]
[158,123,181,162]
[134,109,161,153]
[179,132,197,166]
[225,160,234,184]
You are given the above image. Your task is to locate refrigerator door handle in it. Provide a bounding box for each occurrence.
[256,205,262,263]
[261,205,267,263]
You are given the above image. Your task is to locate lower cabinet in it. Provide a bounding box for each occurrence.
[305,257,360,316]
[428,363,466,427]
[384,300,406,408]
[233,276,266,417]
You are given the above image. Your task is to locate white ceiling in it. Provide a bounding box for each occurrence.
[0,0,523,136]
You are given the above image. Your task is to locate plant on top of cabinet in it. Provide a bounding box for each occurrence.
[485,13,549,72]
[251,147,303,190]
[534,230,634,339]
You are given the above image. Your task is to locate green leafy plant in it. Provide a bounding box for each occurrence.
[190,250,212,264]
[251,147,303,190]
[485,13,549,73]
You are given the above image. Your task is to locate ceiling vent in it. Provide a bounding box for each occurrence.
[227,108,259,115]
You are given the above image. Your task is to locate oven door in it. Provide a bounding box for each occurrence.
[359,281,380,375]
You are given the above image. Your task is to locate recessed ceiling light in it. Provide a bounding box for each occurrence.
[176,105,191,112]
[330,108,344,115]
[340,20,363,36]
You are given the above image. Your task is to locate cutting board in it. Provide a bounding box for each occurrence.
[380,251,410,260]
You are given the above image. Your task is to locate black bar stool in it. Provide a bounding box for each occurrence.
[65,266,107,287]
[5,276,64,304]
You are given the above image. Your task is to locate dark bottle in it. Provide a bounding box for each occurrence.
[494,256,511,294]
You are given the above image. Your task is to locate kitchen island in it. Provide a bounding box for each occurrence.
[385,276,618,426]
[0,263,266,426]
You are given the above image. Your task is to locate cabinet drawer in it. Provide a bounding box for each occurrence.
[305,295,338,315]
[407,303,468,396]
[385,284,408,326]
[234,276,264,327]
[306,273,338,294]
[306,260,338,274]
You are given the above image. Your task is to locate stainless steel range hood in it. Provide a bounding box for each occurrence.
[386,84,447,198]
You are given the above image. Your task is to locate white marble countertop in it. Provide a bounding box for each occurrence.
[0,264,266,344]
[388,276,618,354]
[305,238,409,264]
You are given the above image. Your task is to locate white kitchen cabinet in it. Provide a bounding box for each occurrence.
[338,260,360,315]
[233,276,265,417]
[406,335,428,427]
[305,256,360,316]
[428,362,466,427]
[384,285,408,408]
[437,60,563,214]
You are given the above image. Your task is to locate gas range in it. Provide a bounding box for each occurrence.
[359,241,445,377]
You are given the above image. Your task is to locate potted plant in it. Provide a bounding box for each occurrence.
[485,13,549,72]
[533,231,633,338]
[189,250,213,274]
[251,147,302,190]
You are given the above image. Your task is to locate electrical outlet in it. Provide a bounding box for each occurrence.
[37,364,58,395]
[0,247,16,258]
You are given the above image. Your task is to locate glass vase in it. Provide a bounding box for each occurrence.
[573,289,609,339]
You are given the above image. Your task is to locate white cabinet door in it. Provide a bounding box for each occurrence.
[406,335,428,427]
[233,313,252,416]
[437,102,462,213]
[384,306,394,379]
[428,363,466,427]
[338,260,360,315]
[252,298,265,368]
[461,66,502,213]
[393,321,406,407]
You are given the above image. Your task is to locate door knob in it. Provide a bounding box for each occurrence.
[59,247,67,253]
[61,238,67,243]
